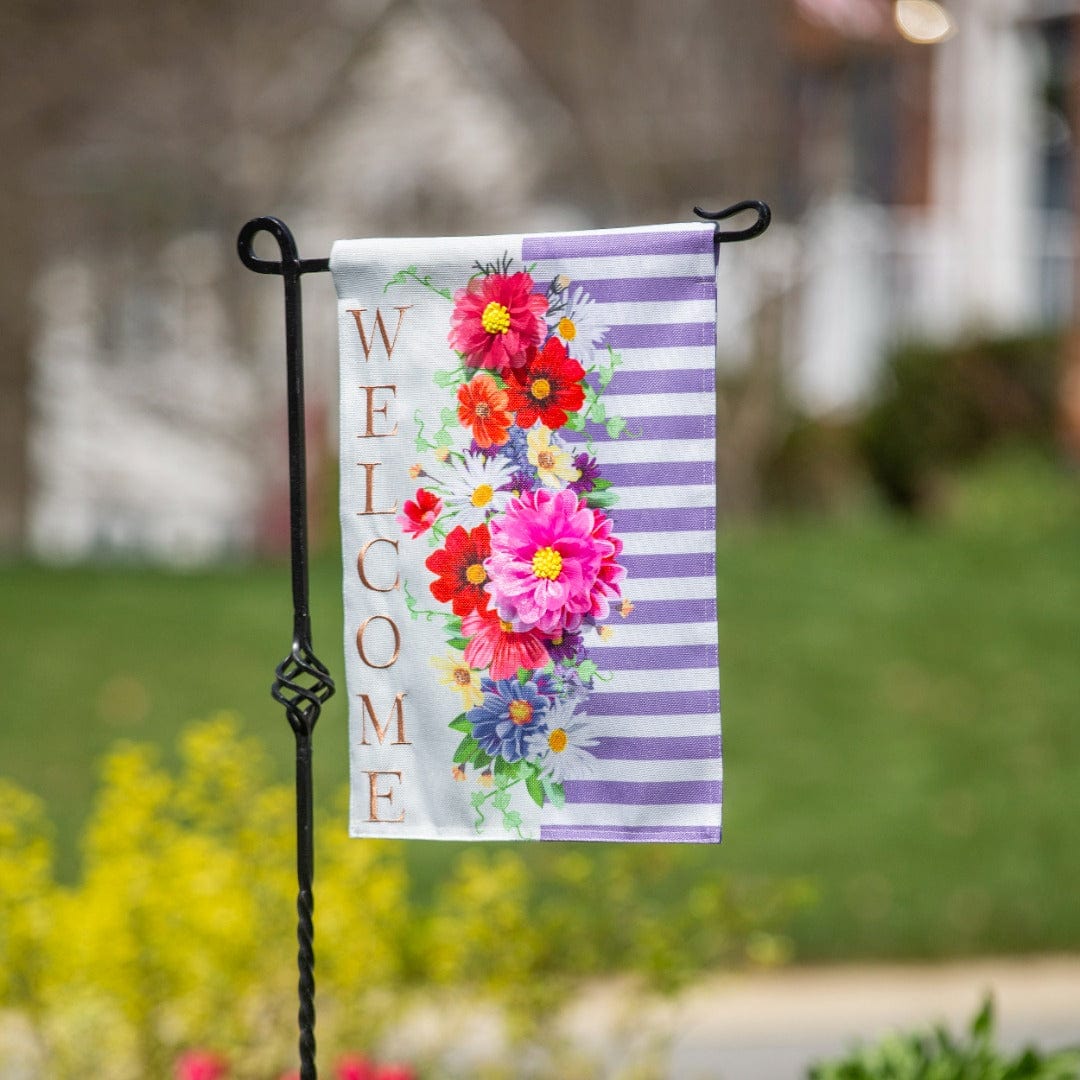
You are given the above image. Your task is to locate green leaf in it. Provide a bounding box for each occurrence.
[492,790,511,812]
[971,996,993,1040]
[525,772,545,807]
[518,668,530,685]
[503,810,522,831]
[605,416,627,439]
[474,749,492,768]
[440,407,457,425]
[590,400,607,424]
[543,779,566,808]
[591,477,612,491]
[470,791,486,809]
[598,365,616,390]
[453,736,479,764]
[446,616,463,634]
[577,660,599,682]
[586,490,618,509]
[433,368,462,389]
[564,412,586,432]
[446,636,470,651]
[448,715,471,734]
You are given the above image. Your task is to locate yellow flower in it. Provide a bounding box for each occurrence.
[432,654,484,709]
[620,599,634,618]
[408,463,423,479]
[526,426,580,488]
[597,625,614,642]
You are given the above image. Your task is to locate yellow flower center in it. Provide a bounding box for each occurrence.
[465,563,487,586]
[499,619,515,633]
[453,667,471,686]
[531,377,552,401]
[508,699,534,726]
[548,728,568,753]
[532,546,563,580]
[537,450,556,470]
[473,402,491,418]
[557,317,577,341]
[481,301,511,335]
[471,483,494,508]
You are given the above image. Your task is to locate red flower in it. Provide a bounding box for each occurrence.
[398,488,442,538]
[457,373,511,448]
[426,523,491,616]
[503,337,586,430]
[448,271,548,370]
[462,607,549,680]
[336,1055,377,1080]
[175,1051,228,1080]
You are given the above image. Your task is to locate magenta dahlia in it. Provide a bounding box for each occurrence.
[483,488,626,635]
[448,272,548,370]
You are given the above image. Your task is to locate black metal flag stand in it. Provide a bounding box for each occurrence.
[236,199,769,1079]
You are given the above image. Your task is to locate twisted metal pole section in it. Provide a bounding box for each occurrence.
[237,217,335,1080]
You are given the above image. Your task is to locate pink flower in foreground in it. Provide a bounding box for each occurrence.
[175,1050,228,1080]
[484,488,625,636]
[448,271,548,370]
[462,607,549,680]
[398,487,442,538]
[375,1066,417,1080]
[336,1054,377,1080]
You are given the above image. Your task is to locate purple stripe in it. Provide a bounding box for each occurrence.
[541,824,721,843]
[591,368,711,396]
[606,323,715,349]
[625,598,716,624]
[571,276,714,303]
[585,688,718,717]
[612,507,712,533]
[592,735,721,761]
[590,643,717,670]
[523,229,712,260]
[563,779,722,805]
[620,552,715,578]
[563,414,714,442]
[601,460,714,486]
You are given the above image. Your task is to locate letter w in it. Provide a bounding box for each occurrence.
[348,306,412,360]
[359,692,410,745]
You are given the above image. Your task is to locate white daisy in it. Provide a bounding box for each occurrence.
[548,286,609,366]
[526,695,601,784]
[434,450,515,529]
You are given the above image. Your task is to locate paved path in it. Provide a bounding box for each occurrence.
[561,956,1080,1079]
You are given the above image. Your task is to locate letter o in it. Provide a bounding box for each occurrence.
[356,615,401,669]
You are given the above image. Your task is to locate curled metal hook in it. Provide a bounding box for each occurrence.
[237,216,330,276]
[694,200,771,244]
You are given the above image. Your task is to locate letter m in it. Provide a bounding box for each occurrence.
[358,692,410,745]
[348,306,412,360]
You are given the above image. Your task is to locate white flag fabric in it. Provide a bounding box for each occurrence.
[332,223,722,842]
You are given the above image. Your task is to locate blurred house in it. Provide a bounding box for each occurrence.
[9,0,1077,561]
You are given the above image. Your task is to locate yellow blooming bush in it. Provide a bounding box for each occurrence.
[0,715,802,1078]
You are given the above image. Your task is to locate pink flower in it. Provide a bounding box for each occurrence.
[484,488,626,636]
[448,272,548,370]
[398,488,442,538]
[336,1055,377,1080]
[375,1067,417,1080]
[175,1050,228,1080]
[462,607,549,680]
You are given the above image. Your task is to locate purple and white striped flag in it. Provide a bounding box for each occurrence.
[332,222,721,842]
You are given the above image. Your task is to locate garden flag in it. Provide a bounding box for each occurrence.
[332,222,722,842]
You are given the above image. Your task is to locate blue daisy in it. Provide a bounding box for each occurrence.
[468,677,550,762]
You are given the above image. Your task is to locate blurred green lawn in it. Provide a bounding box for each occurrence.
[2,450,1078,963]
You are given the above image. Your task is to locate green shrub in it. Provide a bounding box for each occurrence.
[809,997,1080,1079]
[860,333,1062,511]
[0,715,803,1078]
